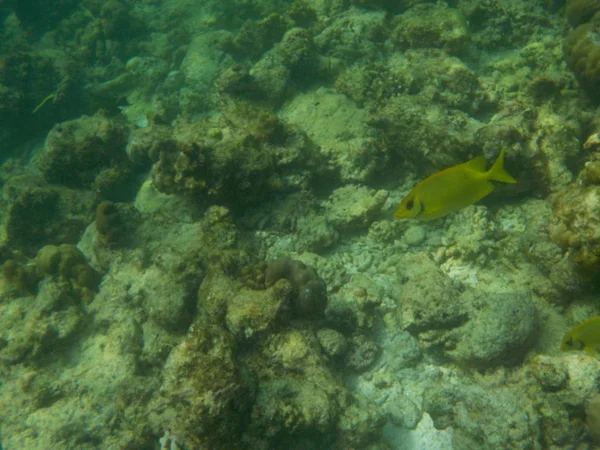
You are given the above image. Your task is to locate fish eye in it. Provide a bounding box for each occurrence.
[565,337,573,348]
[406,198,414,210]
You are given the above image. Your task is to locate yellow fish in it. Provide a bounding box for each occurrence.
[394,149,517,221]
[561,316,600,356]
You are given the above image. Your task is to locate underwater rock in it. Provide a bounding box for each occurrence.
[125,123,175,167]
[395,253,468,335]
[447,291,537,368]
[369,94,479,169]
[314,11,388,64]
[276,27,318,79]
[196,266,384,446]
[327,273,382,332]
[243,328,385,447]
[336,400,386,448]
[534,353,600,446]
[532,355,569,391]
[250,52,293,105]
[413,52,493,114]
[438,206,498,269]
[386,393,423,429]
[456,0,546,50]
[156,319,250,448]
[2,175,95,256]
[334,60,410,109]
[474,104,581,195]
[265,257,327,318]
[345,334,381,371]
[497,199,583,302]
[247,329,343,442]
[293,212,339,253]
[425,383,540,448]
[229,13,291,60]
[94,200,139,246]
[226,278,293,339]
[151,106,326,209]
[391,4,470,55]
[317,328,348,358]
[0,277,85,364]
[403,225,426,246]
[131,265,194,332]
[39,112,134,201]
[216,63,260,99]
[367,219,403,245]
[324,185,388,230]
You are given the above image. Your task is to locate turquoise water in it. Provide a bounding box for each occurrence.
[1,0,600,449]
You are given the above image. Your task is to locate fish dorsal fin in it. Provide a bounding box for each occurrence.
[464,155,487,172]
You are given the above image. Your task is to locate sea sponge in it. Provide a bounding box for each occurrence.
[265,257,327,318]
[95,200,122,243]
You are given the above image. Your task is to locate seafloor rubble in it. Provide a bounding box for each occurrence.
[1,0,600,449]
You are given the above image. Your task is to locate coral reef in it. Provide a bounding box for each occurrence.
[149,105,329,209]
[446,291,538,368]
[1,175,96,255]
[0,0,599,448]
[391,4,471,56]
[39,112,133,199]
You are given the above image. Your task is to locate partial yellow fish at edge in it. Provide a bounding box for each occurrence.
[561,316,600,357]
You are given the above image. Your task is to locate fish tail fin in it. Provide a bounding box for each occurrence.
[487,148,517,184]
